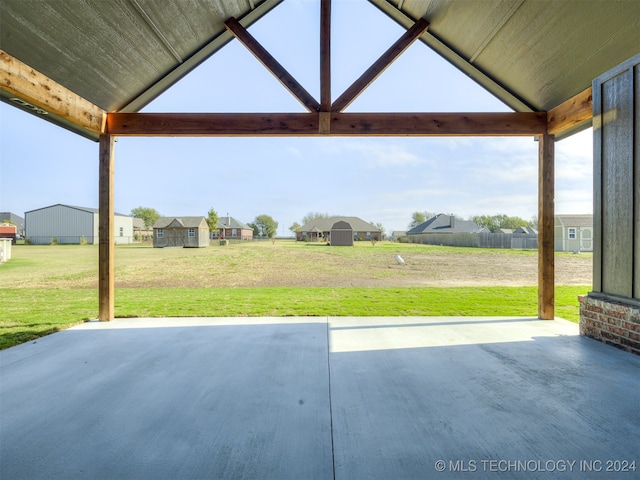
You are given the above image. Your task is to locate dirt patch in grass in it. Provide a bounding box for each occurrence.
[1,241,592,289]
[111,241,591,289]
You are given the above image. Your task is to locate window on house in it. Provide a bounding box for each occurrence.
[232,228,237,237]
[568,228,577,239]
[188,228,195,237]
[157,229,164,238]
[119,227,123,237]
[366,232,371,238]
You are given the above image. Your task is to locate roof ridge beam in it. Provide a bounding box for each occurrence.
[331,18,429,113]
[225,17,321,113]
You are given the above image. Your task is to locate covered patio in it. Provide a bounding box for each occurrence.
[1,2,639,478]
[1,316,638,479]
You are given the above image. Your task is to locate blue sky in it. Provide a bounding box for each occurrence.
[0,0,593,235]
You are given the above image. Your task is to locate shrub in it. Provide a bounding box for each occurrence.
[79,236,88,246]
[50,237,58,245]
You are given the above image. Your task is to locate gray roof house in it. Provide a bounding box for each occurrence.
[297,217,382,242]
[214,216,253,241]
[407,214,487,235]
[152,216,209,248]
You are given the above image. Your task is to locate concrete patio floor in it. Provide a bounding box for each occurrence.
[1,316,638,479]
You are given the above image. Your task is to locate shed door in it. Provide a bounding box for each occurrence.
[167,228,182,247]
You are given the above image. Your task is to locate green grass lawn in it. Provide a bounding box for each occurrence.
[0,242,591,350]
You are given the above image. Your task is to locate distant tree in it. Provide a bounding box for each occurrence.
[131,206,160,229]
[302,212,330,225]
[371,221,385,238]
[408,211,437,229]
[206,208,219,237]
[247,222,260,237]
[289,221,301,233]
[409,212,426,229]
[253,214,279,238]
[529,215,539,229]
[471,214,529,233]
[249,215,278,238]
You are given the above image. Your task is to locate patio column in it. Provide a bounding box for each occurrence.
[538,133,555,319]
[99,134,115,321]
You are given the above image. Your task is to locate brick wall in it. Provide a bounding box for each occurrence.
[579,295,640,355]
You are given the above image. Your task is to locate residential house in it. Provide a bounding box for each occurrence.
[407,214,487,235]
[555,214,593,252]
[296,217,382,242]
[25,204,133,245]
[212,216,253,241]
[153,216,209,248]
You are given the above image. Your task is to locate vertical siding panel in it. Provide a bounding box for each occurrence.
[634,64,640,299]
[601,71,633,297]
[593,80,603,292]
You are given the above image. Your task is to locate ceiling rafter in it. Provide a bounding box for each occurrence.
[0,50,106,138]
[225,16,320,112]
[331,17,429,112]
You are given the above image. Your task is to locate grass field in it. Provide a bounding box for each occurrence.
[0,241,592,349]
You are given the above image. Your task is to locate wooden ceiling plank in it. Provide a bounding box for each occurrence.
[224,17,320,112]
[107,111,546,136]
[331,18,429,112]
[0,50,106,135]
[547,86,593,135]
[320,0,332,113]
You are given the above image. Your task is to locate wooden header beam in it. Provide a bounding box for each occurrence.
[0,50,106,136]
[107,111,547,136]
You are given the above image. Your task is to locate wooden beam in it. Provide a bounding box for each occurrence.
[107,113,319,136]
[538,133,555,320]
[107,112,546,136]
[320,0,332,113]
[0,50,106,135]
[98,134,115,321]
[331,18,429,112]
[329,112,547,136]
[547,86,593,135]
[224,17,320,112]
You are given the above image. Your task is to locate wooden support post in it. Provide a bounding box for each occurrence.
[538,133,555,319]
[98,134,115,321]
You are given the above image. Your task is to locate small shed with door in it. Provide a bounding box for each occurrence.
[554,214,593,252]
[153,216,209,248]
[330,221,353,246]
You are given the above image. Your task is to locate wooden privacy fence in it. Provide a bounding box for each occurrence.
[403,233,538,249]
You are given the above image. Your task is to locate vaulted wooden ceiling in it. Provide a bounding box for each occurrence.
[1,0,638,141]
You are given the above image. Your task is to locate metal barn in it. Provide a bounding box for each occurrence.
[25,204,133,245]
